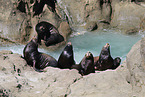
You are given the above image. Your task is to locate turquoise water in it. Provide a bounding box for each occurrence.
[0,29,143,64]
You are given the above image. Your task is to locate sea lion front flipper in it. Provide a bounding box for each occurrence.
[36,35,42,45]
[33,61,44,72]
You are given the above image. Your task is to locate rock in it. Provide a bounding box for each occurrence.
[0,50,82,96]
[85,21,98,31]
[124,28,139,35]
[0,49,136,97]
[69,61,132,97]
[110,2,145,34]
[58,21,72,40]
[57,0,112,30]
[126,37,145,97]
[140,37,145,69]
[97,20,111,30]
[1,39,145,96]
[0,0,72,46]
[0,50,13,55]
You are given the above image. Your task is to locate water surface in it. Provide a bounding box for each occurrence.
[0,29,143,64]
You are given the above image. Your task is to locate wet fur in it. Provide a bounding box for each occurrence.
[23,39,58,72]
[72,52,95,76]
[36,21,64,46]
[58,43,75,69]
[94,43,121,70]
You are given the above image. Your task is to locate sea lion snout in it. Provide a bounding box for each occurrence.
[85,51,93,59]
[67,42,72,46]
[104,43,110,48]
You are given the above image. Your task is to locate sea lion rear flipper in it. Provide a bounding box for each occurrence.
[45,34,64,46]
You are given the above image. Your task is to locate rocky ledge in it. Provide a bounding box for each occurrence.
[0,37,145,97]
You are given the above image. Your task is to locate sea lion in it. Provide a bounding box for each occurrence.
[35,21,64,46]
[33,0,56,16]
[72,51,95,76]
[112,57,121,69]
[94,43,121,70]
[17,0,26,13]
[33,0,45,17]
[58,42,75,69]
[23,39,58,72]
[44,0,57,12]
[94,43,114,70]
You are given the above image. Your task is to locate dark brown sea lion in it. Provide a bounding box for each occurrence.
[33,0,45,17]
[58,42,75,69]
[44,0,57,12]
[17,0,26,13]
[33,0,56,16]
[35,21,64,46]
[94,43,121,70]
[72,52,95,76]
[23,39,58,72]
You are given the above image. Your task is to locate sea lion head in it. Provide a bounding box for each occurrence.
[100,43,110,56]
[58,42,75,69]
[81,51,94,69]
[85,51,94,59]
[64,42,73,54]
[35,21,51,36]
[80,51,94,75]
[24,39,38,52]
[23,38,39,61]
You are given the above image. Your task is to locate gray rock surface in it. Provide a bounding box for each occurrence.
[110,2,145,33]
[0,50,82,97]
[57,0,112,30]
[126,37,145,97]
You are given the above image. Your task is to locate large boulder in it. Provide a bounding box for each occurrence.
[110,2,145,34]
[126,37,145,97]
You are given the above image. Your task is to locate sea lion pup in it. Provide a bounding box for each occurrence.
[58,42,75,69]
[94,43,121,71]
[35,21,64,47]
[72,52,95,76]
[23,38,58,72]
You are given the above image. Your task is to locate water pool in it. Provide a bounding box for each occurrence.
[0,29,143,64]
